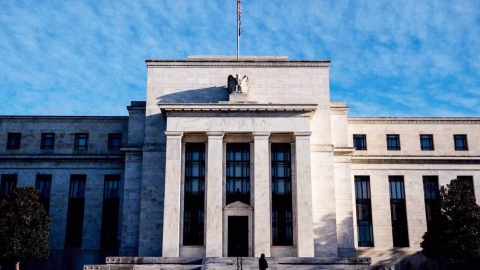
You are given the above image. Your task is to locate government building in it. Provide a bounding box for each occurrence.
[1,57,479,269]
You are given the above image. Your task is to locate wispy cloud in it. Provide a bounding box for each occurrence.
[0,0,479,116]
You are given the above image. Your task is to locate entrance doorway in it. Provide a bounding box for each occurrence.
[228,216,248,257]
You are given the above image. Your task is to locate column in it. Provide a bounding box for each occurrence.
[253,132,271,256]
[205,131,224,257]
[161,131,183,257]
[294,132,315,257]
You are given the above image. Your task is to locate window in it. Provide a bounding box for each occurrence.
[353,134,367,150]
[457,176,475,198]
[271,143,293,246]
[0,174,17,198]
[108,133,122,150]
[355,176,374,247]
[65,175,86,247]
[183,143,205,245]
[41,133,55,150]
[35,174,52,214]
[389,176,409,247]
[423,176,440,232]
[101,175,120,247]
[386,135,401,151]
[454,135,468,151]
[6,133,21,149]
[74,133,89,150]
[226,143,250,205]
[420,135,434,151]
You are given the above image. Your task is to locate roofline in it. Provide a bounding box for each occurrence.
[145,59,331,68]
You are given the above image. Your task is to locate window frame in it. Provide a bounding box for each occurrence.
[108,133,122,151]
[65,174,87,247]
[100,174,121,248]
[6,133,21,149]
[389,176,410,247]
[420,135,434,151]
[422,176,440,233]
[225,143,251,205]
[454,135,468,151]
[353,134,367,150]
[35,174,52,214]
[41,133,55,150]
[386,134,401,151]
[0,174,18,198]
[74,133,89,150]
[355,176,374,247]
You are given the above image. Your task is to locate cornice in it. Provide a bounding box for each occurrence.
[145,59,330,68]
[158,103,318,114]
[0,116,128,123]
[352,156,480,164]
[348,117,480,125]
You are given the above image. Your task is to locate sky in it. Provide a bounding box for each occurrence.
[1,0,480,117]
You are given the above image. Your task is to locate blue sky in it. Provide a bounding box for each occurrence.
[1,0,479,116]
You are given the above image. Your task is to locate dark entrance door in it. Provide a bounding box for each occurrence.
[228,216,248,257]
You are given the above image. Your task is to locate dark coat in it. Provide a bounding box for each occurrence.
[259,257,268,269]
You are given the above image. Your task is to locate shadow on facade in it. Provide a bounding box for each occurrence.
[156,86,229,104]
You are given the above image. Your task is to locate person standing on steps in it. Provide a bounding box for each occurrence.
[259,253,268,270]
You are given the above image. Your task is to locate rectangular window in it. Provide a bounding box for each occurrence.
[35,174,52,214]
[41,133,55,150]
[101,175,120,247]
[108,133,122,150]
[457,176,475,198]
[183,143,206,245]
[65,175,86,247]
[454,135,468,151]
[420,135,434,151]
[271,143,293,246]
[6,133,21,149]
[226,143,250,205]
[389,176,409,247]
[423,176,440,232]
[353,134,367,150]
[355,176,374,247]
[0,174,17,198]
[74,133,89,150]
[386,135,401,151]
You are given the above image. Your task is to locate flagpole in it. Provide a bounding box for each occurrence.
[237,1,240,60]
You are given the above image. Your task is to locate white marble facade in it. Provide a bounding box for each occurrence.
[3,57,480,270]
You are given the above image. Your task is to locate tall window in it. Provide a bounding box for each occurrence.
[101,175,120,247]
[0,174,17,198]
[74,133,89,150]
[226,143,250,205]
[389,176,409,247]
[271,143,293,246]
[386,135,401,151]
[65,175,86,247]
[420,135,434,151]
[423,176,440,232]
[457,176,475,197]
[353,134,367,150]
[108,133,122,150]
[41,133,55,150]
[454,135,468,151]
[355,176,374,247]
[6,133,21,149]
[183,143,205,245]
[35,174,52,214]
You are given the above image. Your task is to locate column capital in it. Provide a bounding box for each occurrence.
[206,131,225,137]
[294,131,312,138]
[252,131,271,138]
[165,131,183,137]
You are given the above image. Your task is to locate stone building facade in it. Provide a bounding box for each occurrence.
[1,57,479,269]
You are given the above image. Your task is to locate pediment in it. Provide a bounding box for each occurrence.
[224,201,253,210]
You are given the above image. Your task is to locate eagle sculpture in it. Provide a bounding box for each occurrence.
[227,74,249,94]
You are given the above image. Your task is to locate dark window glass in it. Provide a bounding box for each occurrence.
[41,133,55,150]
[6,133,21,149]
[65,175,86,247]
[35,174,52,214]
[457,176,475,198]
[386,135,401,151]
[74,133,89,150]
[454,135,468,151]
[353,134,367,150]
[271,143,293,246]
[389,176,409,247]
[0,174,17,198]
[355,176,374,247]
[226,143,250,205]
[183,143,205,245]
[420,135,434,151]
[108,133,122,150]
[101,175,120,247]
[423,176,440,232]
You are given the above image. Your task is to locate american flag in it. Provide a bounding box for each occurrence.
[237,0,241,37]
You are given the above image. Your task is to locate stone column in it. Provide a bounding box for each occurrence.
[253,132,271,256]
[161,131,183,257]
[294,132,314,257]
[205,132,224,257]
